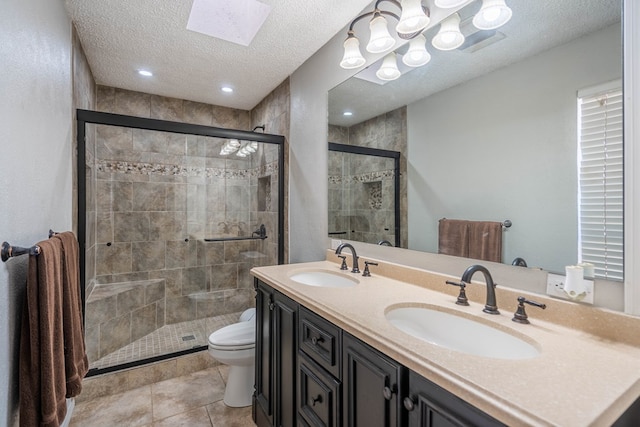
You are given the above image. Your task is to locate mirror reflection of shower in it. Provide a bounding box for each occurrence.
[328,143,400,247]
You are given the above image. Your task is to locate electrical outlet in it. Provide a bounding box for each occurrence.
[546,273,594,304]
[330,239,342,250]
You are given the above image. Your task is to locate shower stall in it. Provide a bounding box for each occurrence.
[77,110,284,374]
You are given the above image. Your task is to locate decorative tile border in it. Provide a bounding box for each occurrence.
[328,169,395,184]
[97,159,277,179]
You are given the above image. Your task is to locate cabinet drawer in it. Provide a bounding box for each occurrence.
[298,352,341,427]
[299,306,342,379]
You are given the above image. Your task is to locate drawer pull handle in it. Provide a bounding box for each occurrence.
[311,336,325,345]
[403,396,416,411]
[309,395,323,407]
[383,386,396,401]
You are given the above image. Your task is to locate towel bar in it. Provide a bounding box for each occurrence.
[1,242,41,262]
[1,230,59,262]
[440,218,512,228]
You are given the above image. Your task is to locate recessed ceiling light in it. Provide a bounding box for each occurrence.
[343,111,353,116]
[221,86,234,93]
[138,69,153,77]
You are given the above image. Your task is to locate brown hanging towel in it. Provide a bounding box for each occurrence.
[19,238,67,427]
[468,221,503,263]
[438,218,470,258]
[52,231,88,398]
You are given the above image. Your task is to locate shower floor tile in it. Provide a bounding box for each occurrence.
[90,312,243,370]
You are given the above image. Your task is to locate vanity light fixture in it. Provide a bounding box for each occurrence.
[343,111,354,116]
[376,52,402,81]
[137,69,153,77]
[472,0,512,30]
[221,86,234,93]
[432,13,465,50]
[339,0,430,69]
[340,0,512,76]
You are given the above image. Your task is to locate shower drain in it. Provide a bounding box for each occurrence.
[181,334,196,341]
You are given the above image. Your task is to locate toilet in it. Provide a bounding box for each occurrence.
[208,308,256,407]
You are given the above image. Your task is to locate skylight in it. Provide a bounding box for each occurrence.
[187,0,271,47]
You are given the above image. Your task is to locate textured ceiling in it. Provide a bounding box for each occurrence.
[329,0,622,127]
[64,0,373,111]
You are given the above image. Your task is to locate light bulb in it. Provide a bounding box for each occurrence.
[473,0,512,30]
[376,53,401,81]
[434,0,468,8]
[432,13,464,51]
[340,33,366,69]
[403,35,431,67]
[367,13,395,53]
[396,0,430,35]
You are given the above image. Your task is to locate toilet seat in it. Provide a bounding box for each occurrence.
[208,321,255,350]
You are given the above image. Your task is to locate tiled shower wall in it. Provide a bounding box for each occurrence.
[83,86,281,363]
[328,106,408,247]
[250,79,290,261]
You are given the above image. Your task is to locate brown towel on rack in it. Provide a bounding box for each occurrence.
[438,219,469,258]
[20,239,68,427]
[53,231,88,398]
[468,221,503,263]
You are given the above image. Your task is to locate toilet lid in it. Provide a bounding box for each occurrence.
[208,321,255,348]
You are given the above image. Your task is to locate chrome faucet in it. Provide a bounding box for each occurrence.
[335,243,360,273]
[461,264,500,315]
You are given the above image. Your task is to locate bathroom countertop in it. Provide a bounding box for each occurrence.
[251,259,640,427]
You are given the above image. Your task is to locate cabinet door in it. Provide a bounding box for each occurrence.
[255,280,274,426]
[343,333,405,427]
[298,352,341,427]
[273,291,299,427]
[405,370,504,427]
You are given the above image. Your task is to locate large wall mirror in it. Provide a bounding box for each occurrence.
[328,0,623,276]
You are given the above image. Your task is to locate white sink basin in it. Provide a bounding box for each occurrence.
[385,305,540,359]
[289,269,359,288]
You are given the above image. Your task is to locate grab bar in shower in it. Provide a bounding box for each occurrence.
[204,224,268,242]
[2,230,59,262]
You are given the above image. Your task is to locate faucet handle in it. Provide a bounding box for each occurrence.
[445,280,470,306]
[512,296,547,324]
[337,255,349,270]
[362,261,378,277]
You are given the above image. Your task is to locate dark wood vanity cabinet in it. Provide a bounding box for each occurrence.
[255,280,299,427]
[405,370,504,427]
[254,279,502,427]
[342,332,405,427]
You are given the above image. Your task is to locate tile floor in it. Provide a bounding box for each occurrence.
[70,365,256,427]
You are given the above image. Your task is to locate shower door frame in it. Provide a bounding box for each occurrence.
[76,108,285,374]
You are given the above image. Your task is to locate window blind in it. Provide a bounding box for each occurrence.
[577,84,624,281]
